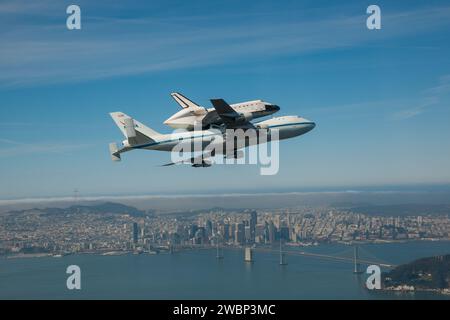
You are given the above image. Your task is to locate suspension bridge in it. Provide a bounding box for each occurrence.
[161,242,397,270]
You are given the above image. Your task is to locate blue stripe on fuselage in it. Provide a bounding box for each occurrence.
[132,122,314,149]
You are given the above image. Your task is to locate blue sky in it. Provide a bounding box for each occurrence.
[1,0,450,199]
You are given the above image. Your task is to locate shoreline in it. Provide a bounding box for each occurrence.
[2,239,450,260]
[380,287,450,296]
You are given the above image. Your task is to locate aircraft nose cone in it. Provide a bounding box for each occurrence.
[305,121,316,133]
[267,104,280,113]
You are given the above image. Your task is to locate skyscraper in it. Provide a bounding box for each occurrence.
[268,221,276,244]
[244,225,251,243]
[249,211,257,243]
[223,223,230,242]
[189,224,198,239]
[280,226,290,241]
[194,228,206,245]
[132,222,139,244]
[205,220,213,238]
[230,223,236,242]
[235,223,245,245]
[274,214,281,230]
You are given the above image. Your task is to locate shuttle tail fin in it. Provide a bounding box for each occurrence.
[171,92,203,111]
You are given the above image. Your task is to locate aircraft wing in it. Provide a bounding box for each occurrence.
[162,153,213,167]
[210,99,255,129]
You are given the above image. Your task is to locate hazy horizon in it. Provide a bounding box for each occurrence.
[2,184,450,213]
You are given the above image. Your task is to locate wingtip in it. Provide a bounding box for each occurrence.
[161,162,176,167]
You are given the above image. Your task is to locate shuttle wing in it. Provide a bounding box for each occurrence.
[210,99,255,129]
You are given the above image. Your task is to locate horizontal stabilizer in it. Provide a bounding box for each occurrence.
[109,142,121,162]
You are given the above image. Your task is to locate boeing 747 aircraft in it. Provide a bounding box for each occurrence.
[109,98,315,167]
[164,92,280,130]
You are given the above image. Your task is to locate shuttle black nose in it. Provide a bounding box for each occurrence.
[266,104,280,113]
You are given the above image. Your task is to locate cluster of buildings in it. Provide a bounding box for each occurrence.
[0,205,449,256]
[158,208,450,247]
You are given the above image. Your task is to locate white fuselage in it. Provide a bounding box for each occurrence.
[128,116,315,154]
[163,100,280,130]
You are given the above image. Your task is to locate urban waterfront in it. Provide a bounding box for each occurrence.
[2,202,449,257]
[1,241,449,299]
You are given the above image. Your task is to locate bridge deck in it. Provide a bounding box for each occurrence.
[164,244,396,268]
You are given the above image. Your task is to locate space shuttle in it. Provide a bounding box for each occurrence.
[164,92,280,130]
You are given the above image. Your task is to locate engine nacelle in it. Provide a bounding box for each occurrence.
[192,161,212,167]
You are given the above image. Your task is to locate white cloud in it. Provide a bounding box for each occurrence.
[0,189,411,206]
[394,75,450,119]
[1,3,450,87]
[0,138,94,158]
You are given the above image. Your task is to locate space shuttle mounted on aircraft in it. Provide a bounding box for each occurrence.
[164,92,280,130]
[109,94,315,167]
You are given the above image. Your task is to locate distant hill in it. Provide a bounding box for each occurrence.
[8,202,145,217]
[350,204,450,216]
[384,254,450,289]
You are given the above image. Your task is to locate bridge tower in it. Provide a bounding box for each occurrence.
[353,245,362,274]
[244,247,253,262]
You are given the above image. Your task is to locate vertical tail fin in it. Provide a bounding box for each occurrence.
[109,112,162,145]
[171,92,204,111]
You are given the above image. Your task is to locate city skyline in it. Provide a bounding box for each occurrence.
[2,201,449,257]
